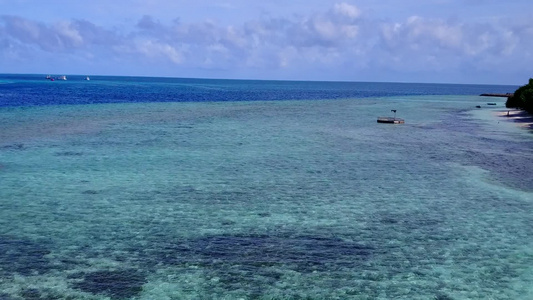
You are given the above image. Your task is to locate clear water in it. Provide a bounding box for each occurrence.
[1,76,532,299]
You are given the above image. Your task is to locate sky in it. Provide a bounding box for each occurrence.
[1,0,532,84]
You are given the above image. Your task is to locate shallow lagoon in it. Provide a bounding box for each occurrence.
[1,93,532,299]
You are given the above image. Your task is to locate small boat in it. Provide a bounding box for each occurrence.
[58,75,67,80]
[85,76,90,81]
[487,103,497,105]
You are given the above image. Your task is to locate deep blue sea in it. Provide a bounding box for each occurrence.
[0,74,517,107]
[1,74,532,299]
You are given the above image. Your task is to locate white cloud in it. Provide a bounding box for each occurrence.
[313,19,338,41]
[54,21,84,47]
[0,16,120,52]
[333,2,361,19]
[378,15,525,61]
[1,2,532,83]
[135,40,184,64]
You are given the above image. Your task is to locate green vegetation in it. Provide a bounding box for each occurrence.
[506,78,533,113]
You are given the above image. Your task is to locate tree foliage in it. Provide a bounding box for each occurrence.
[506,78,533,113]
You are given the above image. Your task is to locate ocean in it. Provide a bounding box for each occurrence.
[1,74,532,299]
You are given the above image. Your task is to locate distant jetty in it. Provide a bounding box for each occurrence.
[480,93,514,97]
[479,93,514,107]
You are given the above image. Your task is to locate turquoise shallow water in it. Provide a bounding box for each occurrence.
[1,92,533,299]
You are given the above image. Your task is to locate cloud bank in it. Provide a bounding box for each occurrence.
[1,2,531,84]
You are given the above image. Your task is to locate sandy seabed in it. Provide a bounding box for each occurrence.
[496,109,533,130]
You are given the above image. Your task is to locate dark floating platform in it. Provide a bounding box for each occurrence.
[487,103,497,105]
[377,117,405,124]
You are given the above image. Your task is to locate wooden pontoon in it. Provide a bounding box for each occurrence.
[377,109,404,124]
[377,117,405,124]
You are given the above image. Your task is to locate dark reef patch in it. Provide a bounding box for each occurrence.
[434,293,455,300]
[150,234,373,273]
[138,233,374,296]
[1,144,25,150]
[377,212,444,229]
[61,232,374,296]
[0,236,52,276]
[19,288,41,300]
[54,151,83,156]
[0,293,16,300]
[71,269,147,299]
[81,190,99,195]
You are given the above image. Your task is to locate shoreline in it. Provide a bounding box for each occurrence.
[495,109,533,131]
